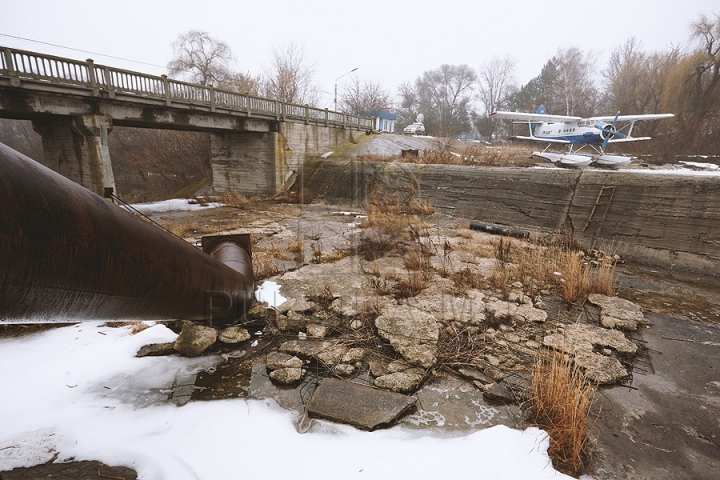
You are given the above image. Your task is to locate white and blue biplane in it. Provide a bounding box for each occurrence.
[490,105,674,166]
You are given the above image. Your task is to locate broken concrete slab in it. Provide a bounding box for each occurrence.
[266,351,303,370]
[375,305,439,368]
[307,378,416,430]
[374,368,425,393]
[588,293,649,331]
[482,383,515,404]
[543,323,637,384]
[279,339,334,358]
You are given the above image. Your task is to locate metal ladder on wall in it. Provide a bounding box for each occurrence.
[583,186,616,249]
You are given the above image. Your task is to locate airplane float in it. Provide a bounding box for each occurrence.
[490,105,674,167]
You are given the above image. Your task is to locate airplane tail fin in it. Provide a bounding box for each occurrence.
[531,105,546,135]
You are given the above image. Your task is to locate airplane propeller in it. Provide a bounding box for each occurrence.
[595,111,626,152]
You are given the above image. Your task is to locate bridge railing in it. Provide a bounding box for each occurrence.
[0,46,374,129]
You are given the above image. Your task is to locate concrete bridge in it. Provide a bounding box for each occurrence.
[0,46,372,197]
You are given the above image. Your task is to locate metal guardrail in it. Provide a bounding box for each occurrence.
[0,46,374,129]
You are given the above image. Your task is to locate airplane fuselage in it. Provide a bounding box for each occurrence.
[532,120,609,145]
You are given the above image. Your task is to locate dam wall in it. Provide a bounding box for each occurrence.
[302,159,720,280]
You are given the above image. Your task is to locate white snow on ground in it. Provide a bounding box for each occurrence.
[0,322,574,480]
[254,281,287,308]
[129,198,223,213]
[679,161,719,170]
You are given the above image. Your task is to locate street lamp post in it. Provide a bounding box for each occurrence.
[334,67,358,112]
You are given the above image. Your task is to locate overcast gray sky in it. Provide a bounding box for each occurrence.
[1,0,718,110]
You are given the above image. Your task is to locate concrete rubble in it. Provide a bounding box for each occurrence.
[173,321,217,357]
[588,293,650,331]
[306,378,417,430]
[543,323,638,384]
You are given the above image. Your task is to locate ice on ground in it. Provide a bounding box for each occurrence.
[129,198,223,213]
[255,281,287,308]
[0,322,574,479]
[680,161,719,170]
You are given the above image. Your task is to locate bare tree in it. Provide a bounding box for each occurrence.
[554,47,599,117]
[339,76,393,114]
[477,54,518,138]
[223,71,264,96]
[603,38,652,113]
[167,30,234,87]
[689,13,720,118]
[263,43,320,106]
[410,64,477,136]
[396,81,421,128]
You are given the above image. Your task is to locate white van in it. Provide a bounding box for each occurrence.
[403,123,425,135]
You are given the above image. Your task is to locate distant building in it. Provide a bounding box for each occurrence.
[367,111,397,133]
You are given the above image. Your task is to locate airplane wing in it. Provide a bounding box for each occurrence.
[590,113,674,122]
[491,111,582,123]
[511,135,571,144]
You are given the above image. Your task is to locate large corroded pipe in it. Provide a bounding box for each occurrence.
[0,142,253,323]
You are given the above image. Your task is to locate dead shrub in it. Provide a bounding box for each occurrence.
[395,270,426,299]
[218,190,249,208]
[356,229,402,261]
[527,350,597,477]
[306,285,335,310]
[287,237,304,254]
[310,241,323,263]
[406,198,434,215]
[450,267,486,294]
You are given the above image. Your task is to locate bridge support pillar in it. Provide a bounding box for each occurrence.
[210,131,279,196]
[32,115,117,197]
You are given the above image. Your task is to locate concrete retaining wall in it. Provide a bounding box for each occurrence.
[301,159,720,280]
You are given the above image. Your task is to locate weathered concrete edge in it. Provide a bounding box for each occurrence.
[299,160,720,282]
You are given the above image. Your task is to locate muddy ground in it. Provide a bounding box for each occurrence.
[3,199,719,479]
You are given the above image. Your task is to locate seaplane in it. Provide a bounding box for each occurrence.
[490,105,674,167]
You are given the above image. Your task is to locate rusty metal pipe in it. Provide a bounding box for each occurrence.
[0,142,254,323]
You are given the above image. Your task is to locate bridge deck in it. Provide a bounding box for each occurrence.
[0,46,372,130]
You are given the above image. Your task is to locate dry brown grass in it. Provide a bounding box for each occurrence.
[450,267,486,294]
[589,262,617,296]
[252,252,279,280]
[261,243,293,261]
[287,237,304,254]
[558,251,590,304]
[163,220,215,239]
[218,190,249,208]
[528,350,597,477]
[271,187,317,204]
[392,144,536,167]
[103,321,152,334]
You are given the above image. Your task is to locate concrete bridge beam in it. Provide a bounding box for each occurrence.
[31,115,117,197]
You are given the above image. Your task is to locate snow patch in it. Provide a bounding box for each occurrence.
[129,198,223,213]
[255,281,287,307]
